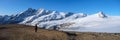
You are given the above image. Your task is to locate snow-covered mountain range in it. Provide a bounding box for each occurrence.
[0,8,120,33]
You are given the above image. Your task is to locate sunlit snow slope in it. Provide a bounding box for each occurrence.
[60,12,120,33]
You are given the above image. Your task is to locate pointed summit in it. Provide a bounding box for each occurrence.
[97,11,107,18]
[26,8,36,12]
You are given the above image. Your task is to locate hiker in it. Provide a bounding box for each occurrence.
[35,24,38,32]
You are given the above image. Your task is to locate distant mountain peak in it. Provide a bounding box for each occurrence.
[97,11,107,18]
[26,8,36,12]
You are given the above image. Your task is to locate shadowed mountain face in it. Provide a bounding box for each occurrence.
[0,24,120,40]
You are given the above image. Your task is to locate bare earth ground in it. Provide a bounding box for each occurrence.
[0,24,120,40]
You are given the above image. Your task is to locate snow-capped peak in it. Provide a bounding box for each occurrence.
[16,8,36,16]
[97,11,107,18]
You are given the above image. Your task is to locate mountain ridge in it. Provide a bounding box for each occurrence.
[0,8,120,33]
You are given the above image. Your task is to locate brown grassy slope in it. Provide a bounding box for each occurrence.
[75,32,120,40]
[0,24,120,40]
[0,24,68,40]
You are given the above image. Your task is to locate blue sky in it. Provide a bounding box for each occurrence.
[0,0,120,15]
